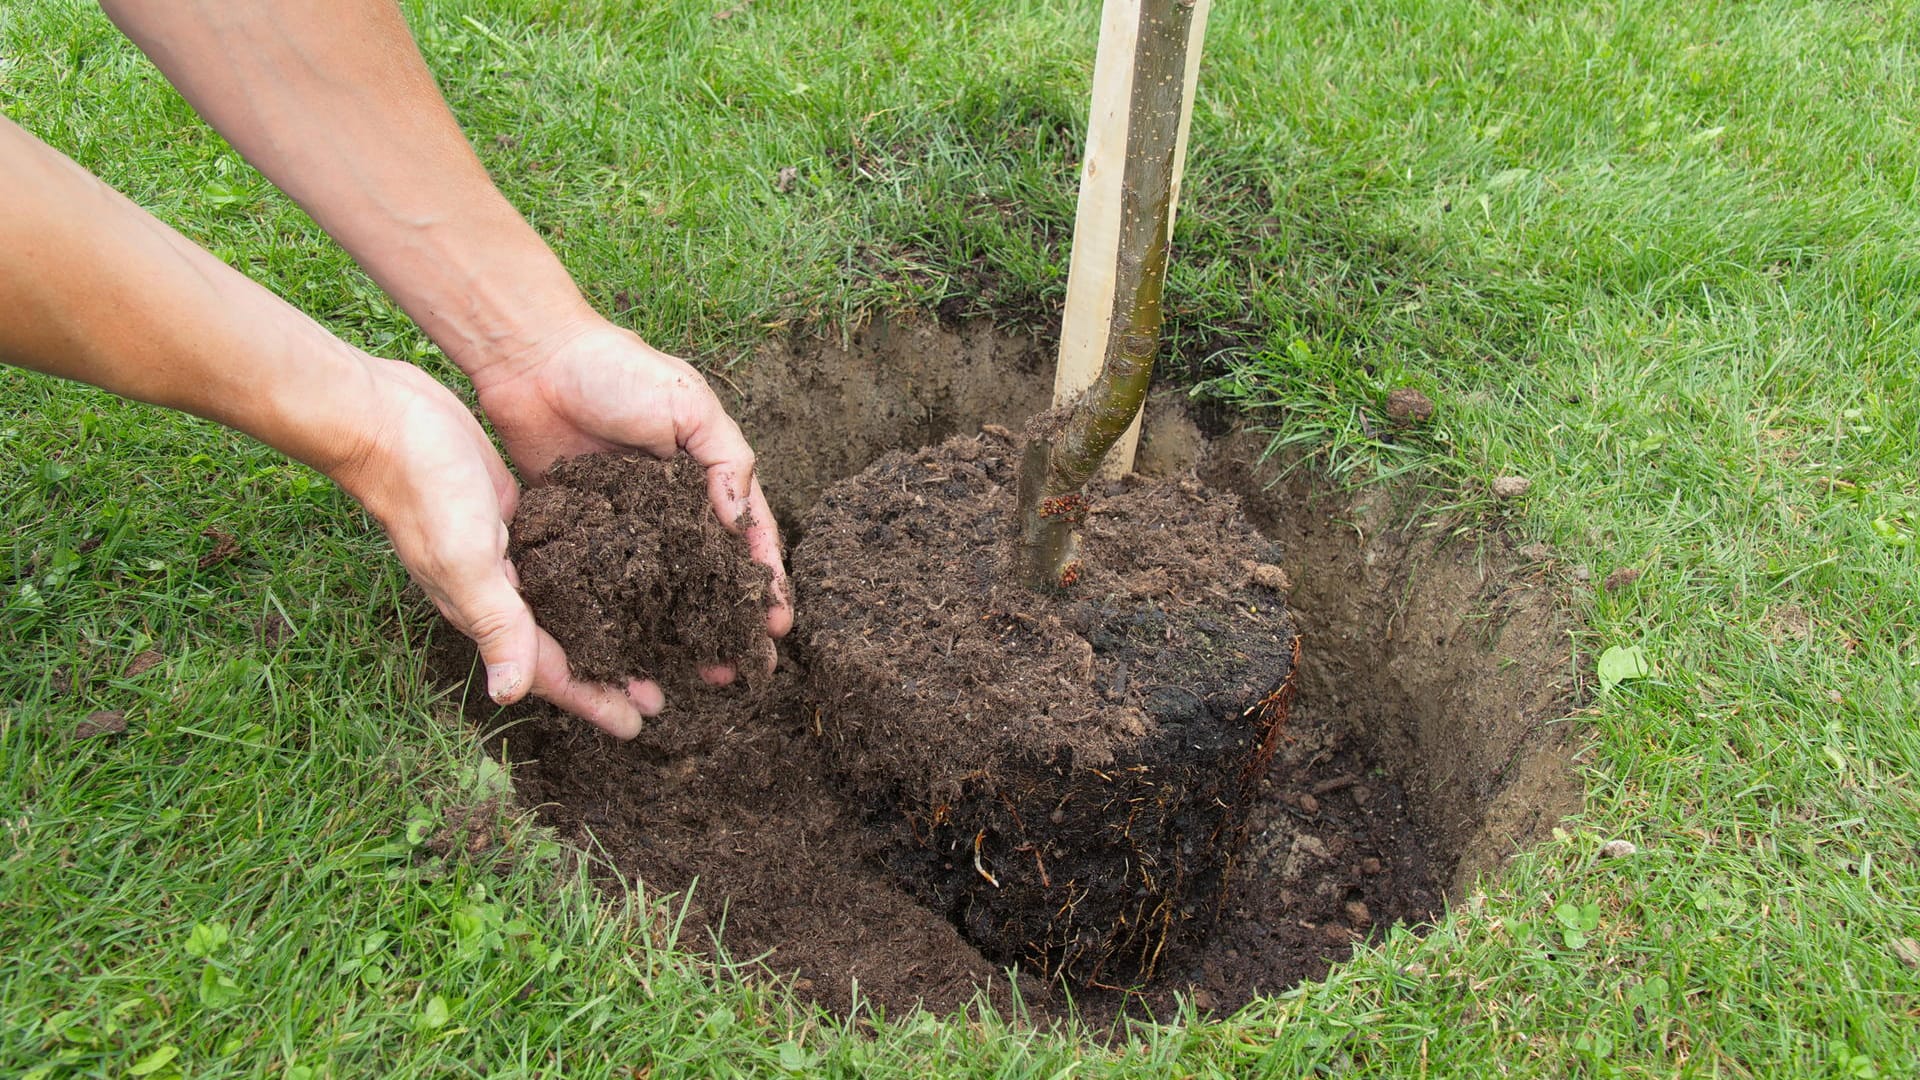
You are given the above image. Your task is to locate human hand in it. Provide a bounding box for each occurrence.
[466,318,793,684]
[329,356,658,738]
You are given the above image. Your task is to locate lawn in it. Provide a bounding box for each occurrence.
[4,0,1919,1076]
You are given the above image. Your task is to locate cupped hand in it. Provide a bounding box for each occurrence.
[329,356,659,738]
[468,319,793,674]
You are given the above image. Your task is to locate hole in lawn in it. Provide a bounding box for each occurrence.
[440,315,1580,1027]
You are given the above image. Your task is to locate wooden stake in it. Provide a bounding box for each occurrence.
[1052,0,1211,477]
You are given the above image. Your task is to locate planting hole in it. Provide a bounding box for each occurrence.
[440,316,1580,1026]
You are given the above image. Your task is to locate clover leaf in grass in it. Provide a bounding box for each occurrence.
[1553,901,1602,949]
[1870,510,1917,546]
[1596,644,1649,694]
[183,921,229,959]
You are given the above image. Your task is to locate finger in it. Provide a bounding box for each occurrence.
[470,421,519,519]
[489,451,520,522]
[743,474,793,639]
[675,392,759,527]
[525,625,648,738]
[626,678,666,716]
[439,386,521,517]
[680,402,790,640]
[451,572,542,708]
[448,569,646,739]
[699,664,736,687]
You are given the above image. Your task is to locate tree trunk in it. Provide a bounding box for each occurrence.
[1017,0,1207,589]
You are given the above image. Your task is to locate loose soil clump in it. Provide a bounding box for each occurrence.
[797,432,1296,987]
[509,452,773,686]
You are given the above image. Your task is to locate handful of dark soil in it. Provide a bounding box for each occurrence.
[509,452,773,689]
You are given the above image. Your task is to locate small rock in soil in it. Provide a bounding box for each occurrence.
[1344,901,1373,928]
[1298,793,1319,814]
[1600,838,1638,859]
[1248,562,1292,591]
[1491,476,1532,499]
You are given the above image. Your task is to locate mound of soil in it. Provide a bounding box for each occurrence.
[796,432,1297,987]
[509,452,773,686]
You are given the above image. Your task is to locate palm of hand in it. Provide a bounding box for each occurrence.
[474,322,793,641]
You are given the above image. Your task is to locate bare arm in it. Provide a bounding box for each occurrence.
[97,0,585,379]
[0,116,651,737]
[0,116,382,487]
[96,0,793,648]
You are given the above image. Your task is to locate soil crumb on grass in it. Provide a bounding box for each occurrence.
[69,710,127,740]
[509,452,773,688]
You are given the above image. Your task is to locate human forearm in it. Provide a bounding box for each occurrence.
[1,115,654,735]
[0,117,378,476]
[97,0,592,382]
[87,0,793,646]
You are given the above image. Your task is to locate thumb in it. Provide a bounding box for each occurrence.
[455,568,543,707]
[452,559,652,740]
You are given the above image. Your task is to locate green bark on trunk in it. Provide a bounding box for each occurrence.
[1017,0,1200,588]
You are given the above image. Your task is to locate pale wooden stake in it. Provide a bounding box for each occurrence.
[1052,0,1211,477]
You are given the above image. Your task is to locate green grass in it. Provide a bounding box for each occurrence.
[5,0,1920,1075]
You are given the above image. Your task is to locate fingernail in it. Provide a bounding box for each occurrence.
[486,662,524,703]
[629,680,666,717]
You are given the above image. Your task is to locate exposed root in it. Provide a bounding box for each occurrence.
[973,830,1000,888]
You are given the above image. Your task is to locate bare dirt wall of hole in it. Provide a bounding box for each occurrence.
[453,314,1582,1025]
[730,317,1056,525]
[1184,420,1584,896]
